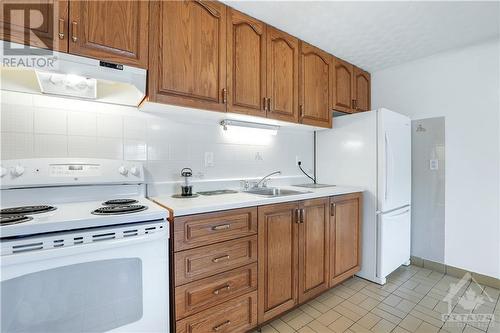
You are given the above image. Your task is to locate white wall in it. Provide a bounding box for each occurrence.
[372,40,500,278]
[0,91,314,184]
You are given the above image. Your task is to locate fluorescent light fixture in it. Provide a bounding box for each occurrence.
[220,119,279,145]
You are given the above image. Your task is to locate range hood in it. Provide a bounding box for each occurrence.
[0,41,146,107]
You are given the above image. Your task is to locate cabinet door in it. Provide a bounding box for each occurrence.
[332,56,355,113]
[353,66,371,112]
[298,197,329,303]
[226,9,266,117]
[299,42,333,128]
[68,0,148,68]
[0,0,68,52]
[330,193,362,287]
[258,202,299,323]
[266,27,299,123]
[149,0,226,112]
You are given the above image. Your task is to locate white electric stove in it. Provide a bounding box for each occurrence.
[0,158,170,333]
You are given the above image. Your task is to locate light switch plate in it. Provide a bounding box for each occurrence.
[429,159,439,170]
[204,152,214,167]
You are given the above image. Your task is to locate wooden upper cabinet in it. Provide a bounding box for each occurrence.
[68,1,148,68]
[298,198,330,303]
[149,0,227,112]
[258,202,299,323]
[226,9,266,117]
[329,193,362,286]
[332,56,355,113]
[266,27,299,123]
[0,0,68,52]
[353,66,371,112]
[299,42,333,128]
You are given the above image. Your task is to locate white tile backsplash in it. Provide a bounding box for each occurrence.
[124,116,147,139]
[34,108,67,134]
[68,112,97,136]
[1,132,34,159]
[68,136,97,157]
[97,114,123,138]
[34,134,68,157]
[1,105,34,133]
[1,91,314,182]
[96,137,123,159]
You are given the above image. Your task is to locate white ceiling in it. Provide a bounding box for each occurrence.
[222,1,500,72]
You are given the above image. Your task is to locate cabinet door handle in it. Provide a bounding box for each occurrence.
[212,224,230,231]
[212,255,230,263]
[58,18,65,40]
[295,208,300,223]
[213,320,231,331]
[267,98,271,112]
[352,99,357,110]
[222,88,227,104]
[300,208,305,223]
[213,284,231,295]
[330,203,336,216]
[300,104,304,118]
[71,21,78,42]
[263,97,268,111]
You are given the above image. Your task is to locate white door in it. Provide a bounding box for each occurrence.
[1,221,169,333]
[377,109,411,212]
[377,206,411,279]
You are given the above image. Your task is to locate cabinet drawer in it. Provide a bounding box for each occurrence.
[174,236,257,286]
[176,292,257,333]
[175,263,257,320]
[174,207,257,252]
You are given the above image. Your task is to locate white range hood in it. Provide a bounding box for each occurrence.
[0,41,146,107]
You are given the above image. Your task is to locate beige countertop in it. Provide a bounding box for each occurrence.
[151,185,363,217]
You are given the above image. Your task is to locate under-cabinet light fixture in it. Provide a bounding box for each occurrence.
[220,119,279,135]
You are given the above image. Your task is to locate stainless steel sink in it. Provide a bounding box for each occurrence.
[244,187,311,197]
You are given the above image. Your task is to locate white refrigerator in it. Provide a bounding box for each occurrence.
[317,108,411,285]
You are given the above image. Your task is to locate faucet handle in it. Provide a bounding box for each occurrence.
[240,180,250,190]
[262,179,269,188]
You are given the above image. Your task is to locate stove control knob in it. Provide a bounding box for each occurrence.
[130,166,140,176]
[118,166,128,176]
[11,165,25,177]
[0,167,7,177]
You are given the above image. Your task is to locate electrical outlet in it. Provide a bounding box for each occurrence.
[204,152,214,167]
[255,152,264,161]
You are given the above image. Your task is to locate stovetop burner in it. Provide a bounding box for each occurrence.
[102,199,139,206]
[92,205,148,216]
[1,205,56,215]
[1,215,33,226]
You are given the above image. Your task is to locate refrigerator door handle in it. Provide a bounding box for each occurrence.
[384,132,389,201]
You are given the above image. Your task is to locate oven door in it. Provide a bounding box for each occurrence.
[1,221,169,333]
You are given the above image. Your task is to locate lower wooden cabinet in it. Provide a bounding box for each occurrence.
[176,292,257,333]
[257,202,299,323]
[298,197,330,303]
[329,193,362,286]
[171,192,362,331]
[175,263,257,320]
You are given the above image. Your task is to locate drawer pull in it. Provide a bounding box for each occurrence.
[212,255,230,263]
[212,224,230,231]
[213,284,231,295]
[213,320,231,331]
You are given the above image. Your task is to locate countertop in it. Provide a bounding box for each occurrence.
[151,185,363,217]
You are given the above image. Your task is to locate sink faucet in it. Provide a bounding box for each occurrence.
[254,171,281,188]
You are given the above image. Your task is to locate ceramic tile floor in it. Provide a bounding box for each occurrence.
[254,265,500,333]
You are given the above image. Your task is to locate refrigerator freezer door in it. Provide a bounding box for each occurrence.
[377,206,411,280]
[377,109,411,212]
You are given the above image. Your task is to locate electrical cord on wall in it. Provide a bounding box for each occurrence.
[298,161,316,184]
